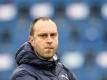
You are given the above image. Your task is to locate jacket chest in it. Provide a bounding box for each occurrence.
[36,69,70,80]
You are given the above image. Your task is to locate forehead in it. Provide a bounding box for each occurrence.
[33,20,58,34]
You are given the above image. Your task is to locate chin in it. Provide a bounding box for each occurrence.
[43,52,55,59]
[44,55,53,60]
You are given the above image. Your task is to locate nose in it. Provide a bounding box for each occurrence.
[47,36,52,44]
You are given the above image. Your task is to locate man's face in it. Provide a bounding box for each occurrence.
[29,20,58,60]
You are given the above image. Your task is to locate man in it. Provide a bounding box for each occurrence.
[11,17,77,80]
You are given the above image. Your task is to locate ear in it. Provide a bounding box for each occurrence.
[28,36,34,46]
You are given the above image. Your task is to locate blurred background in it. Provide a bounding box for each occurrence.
[0,0,107,80]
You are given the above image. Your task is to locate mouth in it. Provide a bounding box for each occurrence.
[45,47,54,49]
[44,47,55,53]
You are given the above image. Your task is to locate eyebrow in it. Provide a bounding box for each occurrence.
[38,32,57,36]
[38,32,58,34]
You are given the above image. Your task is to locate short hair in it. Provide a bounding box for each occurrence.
[29,17,50,36]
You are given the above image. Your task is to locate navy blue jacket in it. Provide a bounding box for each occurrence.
[11,42,77,80]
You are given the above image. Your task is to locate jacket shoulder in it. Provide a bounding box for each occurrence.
[11,65,36,80]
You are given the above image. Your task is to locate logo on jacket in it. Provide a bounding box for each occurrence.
[61,74,69,80]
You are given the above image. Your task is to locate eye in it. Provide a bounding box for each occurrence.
[39,34,48,38]
[51,33,57,38]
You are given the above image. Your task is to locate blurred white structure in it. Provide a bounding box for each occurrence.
[96,51,107,68]
[101,4,107,19]
[61,51,84,69]
[0,53,14,71]
[30,3,54,19]
[66,3,89,20]
[0,4,17,21]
